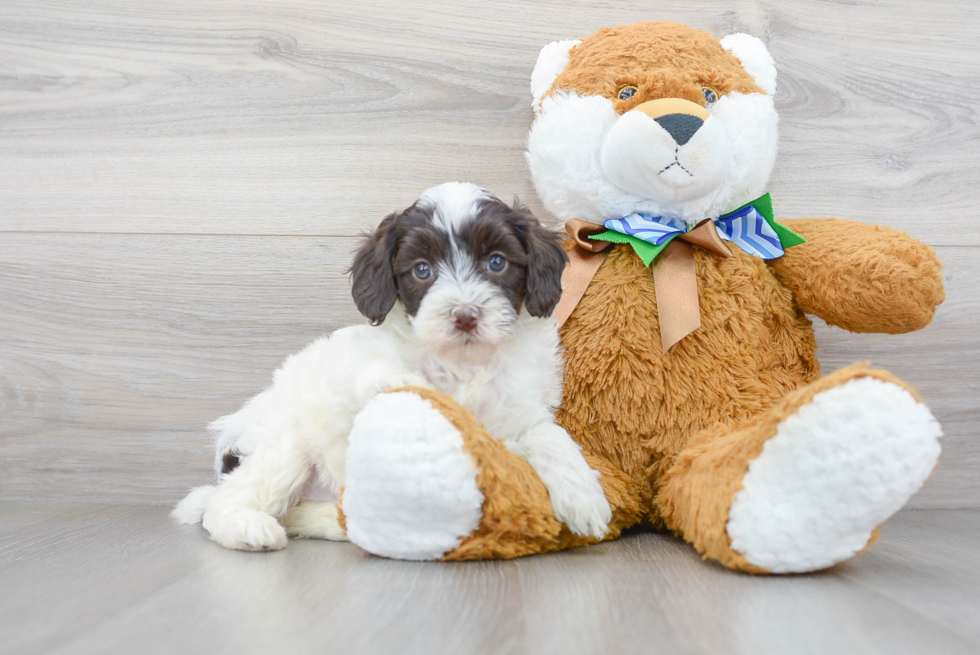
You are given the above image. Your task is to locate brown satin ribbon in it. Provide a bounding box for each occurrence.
[553,220,612,328]
[554,218,732,354]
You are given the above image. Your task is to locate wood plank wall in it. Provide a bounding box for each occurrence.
[1,0,978,507]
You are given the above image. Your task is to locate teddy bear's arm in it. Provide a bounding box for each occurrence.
[766,218,945,334]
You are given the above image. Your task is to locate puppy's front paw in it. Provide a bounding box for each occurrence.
[202,508,288,552]
[548,472,612,540]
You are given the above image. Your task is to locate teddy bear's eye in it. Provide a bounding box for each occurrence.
[618,85,638,101]
[702,87,719,104]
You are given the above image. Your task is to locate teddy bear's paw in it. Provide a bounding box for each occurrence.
[343,390,485,560]
[202,507,288,552]
[726,377,942,573]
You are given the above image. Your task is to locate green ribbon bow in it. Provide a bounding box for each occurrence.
[588,193,806,267]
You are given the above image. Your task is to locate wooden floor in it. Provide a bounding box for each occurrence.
[1,504,979,655]
[2,1,980,653]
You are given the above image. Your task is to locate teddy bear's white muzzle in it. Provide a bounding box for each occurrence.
[600,98,731,203]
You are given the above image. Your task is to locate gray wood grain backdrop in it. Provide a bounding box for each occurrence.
[2,0,978,508]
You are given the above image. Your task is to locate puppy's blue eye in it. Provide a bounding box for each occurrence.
[487,255,506,272]
[618,85,638,101]
[414,262,432,280]
[702,87,718,104]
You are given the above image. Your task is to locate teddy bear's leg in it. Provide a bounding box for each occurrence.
[341,386,640,561]
[657,363,942,574]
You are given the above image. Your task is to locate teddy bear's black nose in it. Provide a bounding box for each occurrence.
[654,113,704,146]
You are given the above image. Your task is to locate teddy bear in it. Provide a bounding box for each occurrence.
[334,21,946,573]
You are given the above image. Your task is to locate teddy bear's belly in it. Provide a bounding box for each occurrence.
[556,244,819,504]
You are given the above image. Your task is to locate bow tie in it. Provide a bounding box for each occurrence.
[594,193,805,266]
[554,194,805,353]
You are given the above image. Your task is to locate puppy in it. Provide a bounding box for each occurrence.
[173,182,613,551]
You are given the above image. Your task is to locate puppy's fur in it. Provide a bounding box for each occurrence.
[173,182,613,551]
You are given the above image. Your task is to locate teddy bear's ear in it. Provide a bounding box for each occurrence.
[530,39,580,108]
[720,33,777,95]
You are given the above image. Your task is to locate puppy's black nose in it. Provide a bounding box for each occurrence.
[452,307,480,332]
[654,113,704,146]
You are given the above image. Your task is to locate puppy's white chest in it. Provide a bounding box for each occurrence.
[431,369,493,418]
[446,372,533,441]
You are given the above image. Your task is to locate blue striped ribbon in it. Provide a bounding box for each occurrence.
[604,205,786,261]
[714,205,784,259]
[603,214,689,247]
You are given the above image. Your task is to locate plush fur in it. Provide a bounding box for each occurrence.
[343,385,642,561]
[342,389,487,560]
[726,376,941,573]
[338,22,946,573]
[527,22,776,226]
[173,183,611,551]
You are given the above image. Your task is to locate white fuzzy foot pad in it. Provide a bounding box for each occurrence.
[726,378,942,573]
[343,391,484,560]
[202,508,288,552]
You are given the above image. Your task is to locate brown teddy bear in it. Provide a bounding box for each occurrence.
[337,22,946,573]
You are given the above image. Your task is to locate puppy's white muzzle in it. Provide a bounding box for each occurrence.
[600,98,731,203]
[413,270,516,362]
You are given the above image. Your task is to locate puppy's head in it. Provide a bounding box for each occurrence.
[350,182,568,361]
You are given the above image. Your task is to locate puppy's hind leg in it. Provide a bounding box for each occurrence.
[283,502,349,541]
[202,437,310,552]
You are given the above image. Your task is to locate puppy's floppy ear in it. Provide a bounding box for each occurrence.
[349,212,399,325]
[510,198,568,318]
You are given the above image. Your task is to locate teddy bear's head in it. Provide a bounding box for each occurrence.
[527,22,778,227]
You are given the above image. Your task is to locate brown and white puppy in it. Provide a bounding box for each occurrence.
[174,183,613,554]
